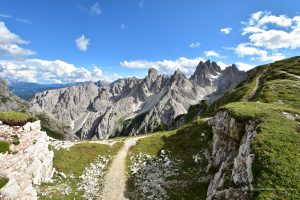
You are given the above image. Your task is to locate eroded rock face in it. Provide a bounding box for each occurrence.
[29,61,246,139]
[0,79,28,112]
[0,121,54,200]
[207,111,257,200]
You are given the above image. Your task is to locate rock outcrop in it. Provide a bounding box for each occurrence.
[0,121,54,200]
[207,111,257,200]
[0,79,28,112]
[29,61,246,139]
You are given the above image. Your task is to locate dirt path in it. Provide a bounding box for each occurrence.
[279,70,300,80]
[100,138,139,200]
[242,74,262,101]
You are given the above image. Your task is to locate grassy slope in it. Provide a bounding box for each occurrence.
[224,102,300,199]
[127,120,213,199]
[39,142,123,200]
[211,56,300,199]
[0,112,37,126]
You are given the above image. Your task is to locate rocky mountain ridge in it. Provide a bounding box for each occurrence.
[29,60,246,139]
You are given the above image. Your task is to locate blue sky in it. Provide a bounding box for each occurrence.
[0,0,300,83]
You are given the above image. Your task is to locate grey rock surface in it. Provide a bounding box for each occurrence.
[29,61,246,139]
[206,111,257,200]
[0,79,28,112]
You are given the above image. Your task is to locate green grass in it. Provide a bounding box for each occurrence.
[0,140,9,153]
[127,120,213,199]
[0,112,37,126]
[54,142,123,176]
[270,56,300,75]
[0,177,8,189]
[223,102,300,200]
[39,142,123,200]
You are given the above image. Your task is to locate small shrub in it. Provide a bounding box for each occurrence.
[12,140,20,145]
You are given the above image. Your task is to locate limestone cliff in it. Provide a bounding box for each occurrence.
[206,111,257,200]
[0,121,54,200]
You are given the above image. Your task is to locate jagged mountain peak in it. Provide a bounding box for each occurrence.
[171,68,186,80]
[29,60,246,139]
[147,68,158,79]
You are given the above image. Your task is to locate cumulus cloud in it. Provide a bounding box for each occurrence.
[121,57,205,76]
[75,35,90,51]
[0,21,35,57]
[235,62,255,71]
[235,43,285,62]
[204,50,225,58]
[189,42,201,48]
[242,11,300,50]
[229,11,300,63]
[217,61,255,71]
[90,2,101,15]
[0,59,109,84]
[220,27,232,34]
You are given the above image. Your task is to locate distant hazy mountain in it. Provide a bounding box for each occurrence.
[29,60,246,139]
[9,82,84,100]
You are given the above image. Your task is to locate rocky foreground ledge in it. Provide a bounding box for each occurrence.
[0,120,54,200]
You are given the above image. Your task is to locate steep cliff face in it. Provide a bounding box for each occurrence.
[0,121,54,200]
[0,79,28,112]
[29,61,246,139]
[207,111,257,200]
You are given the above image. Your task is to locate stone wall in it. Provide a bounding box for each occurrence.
[0,121,54,200]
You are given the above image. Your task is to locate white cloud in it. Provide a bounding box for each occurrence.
[217,61,255,71]
[242,11,300,50]
[230,11,300,63]
[0,21,35,57]
[0,44,35,56]
[90,2,101,15]
[189,42,201,48]
[204,50,225,58]
[0,59,108,84]
[75,35,90,51]
[235,62,255,71]
[235,43,267,58]
[234,43,285,62]
[0,22,28,44]
[216,61,228,70]
[220,27,232,34]
[121,57,205,76]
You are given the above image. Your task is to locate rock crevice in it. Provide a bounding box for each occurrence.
[207,111,258,200]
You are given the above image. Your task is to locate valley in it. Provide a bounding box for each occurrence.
[0,57,299,199]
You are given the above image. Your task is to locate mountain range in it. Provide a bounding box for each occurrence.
[28,60,246,139]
